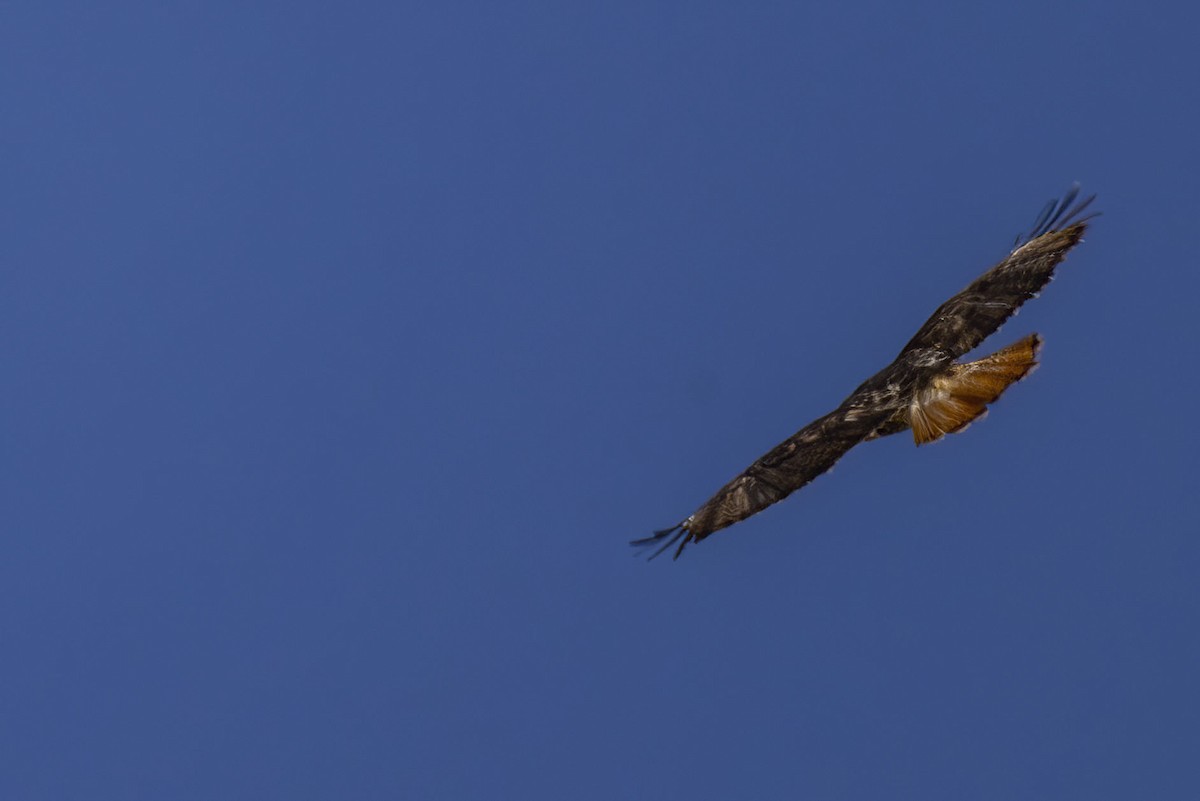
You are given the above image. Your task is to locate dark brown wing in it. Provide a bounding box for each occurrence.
[632,387,900,560]
[899,187,1096,361]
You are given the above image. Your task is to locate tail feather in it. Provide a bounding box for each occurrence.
[910,333,1042,445]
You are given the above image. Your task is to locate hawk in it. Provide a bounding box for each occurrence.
[634,187,1097,560]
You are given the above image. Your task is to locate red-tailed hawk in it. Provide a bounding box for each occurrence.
[634,187,1097,560]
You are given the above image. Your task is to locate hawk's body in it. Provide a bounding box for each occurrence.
[634,188,1096,560]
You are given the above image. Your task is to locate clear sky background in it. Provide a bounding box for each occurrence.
[3,2,1199,799]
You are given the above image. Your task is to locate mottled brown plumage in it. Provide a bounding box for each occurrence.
[633,187,1097,560]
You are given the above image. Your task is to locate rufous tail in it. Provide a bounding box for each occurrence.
[910,333,1042,445]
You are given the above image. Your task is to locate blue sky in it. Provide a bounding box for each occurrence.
[3,2,1199,799]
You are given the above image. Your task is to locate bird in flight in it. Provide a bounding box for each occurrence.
[634,187,1097,560]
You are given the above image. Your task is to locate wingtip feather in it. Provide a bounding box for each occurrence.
[631,523,692,561]
[1013,184,1099,250]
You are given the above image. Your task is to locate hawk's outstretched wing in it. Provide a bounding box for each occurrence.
[634,187,1097,560]
[899,187,1095,360]
[633,398,897,560]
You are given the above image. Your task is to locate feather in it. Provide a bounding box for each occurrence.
[631,523,690,560]
[910,334,1042,445]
